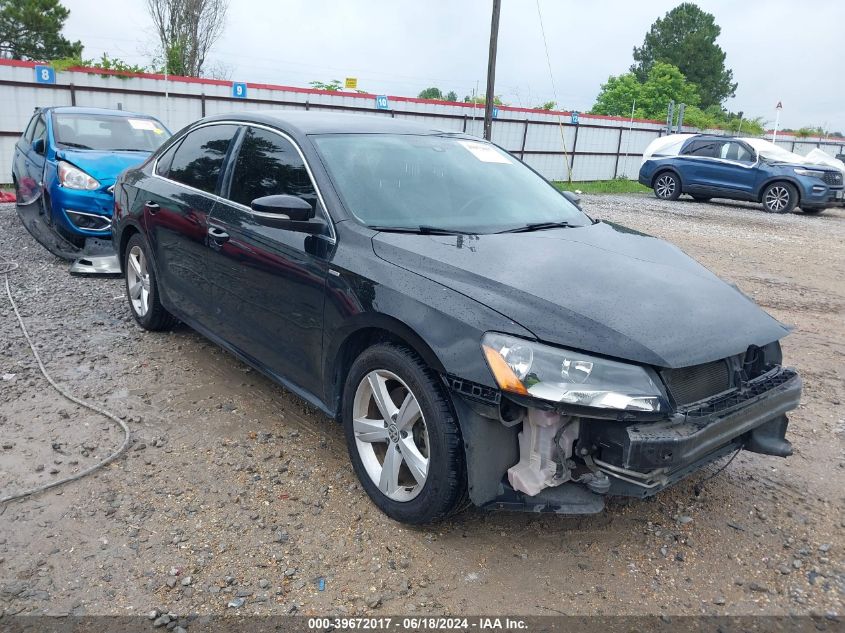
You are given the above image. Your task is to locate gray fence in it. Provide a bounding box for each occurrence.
[2,59,844,186]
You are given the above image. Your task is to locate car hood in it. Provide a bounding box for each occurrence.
[56,149,151,185]
[372,221,789,369]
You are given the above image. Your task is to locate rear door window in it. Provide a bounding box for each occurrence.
[155,140,182,178]
[167,124,239,194]
[682,140,720,158]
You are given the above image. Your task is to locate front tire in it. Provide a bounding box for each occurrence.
[124,233,176,331]
[342,343,468,524]
[762,182,798,213]
[653,172,681,200]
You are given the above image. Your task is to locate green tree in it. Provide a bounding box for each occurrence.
[631,3,736,108]
[417,87,443,100]
[445,90,458,102]
[591,72,642,117]
[309,79,342,91]
[463,94,506,106]
[591,62,698,119]
[52,53,154,76]
[0,0,82,60]
[536,100,556,110]
[146,0,228,77]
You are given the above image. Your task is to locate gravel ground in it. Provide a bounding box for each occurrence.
[0,196,842,620]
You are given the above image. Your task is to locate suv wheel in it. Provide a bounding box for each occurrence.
[654,172,681,200]
[342,343,467,524]
[762,182,798,213]
[124,233,177,330]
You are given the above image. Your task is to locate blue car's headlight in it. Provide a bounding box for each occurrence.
[482,332,668,412]
[58,161,100,190]
[793,168,826,179]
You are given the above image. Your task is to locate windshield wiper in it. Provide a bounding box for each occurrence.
[370,225,477,235]
[496,221,578,234]
[59,142,93,149]
[110,148,147,152]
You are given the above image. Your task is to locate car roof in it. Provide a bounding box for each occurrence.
[690,134,744,143]
[201,110,450,136]
[45,106,160,119]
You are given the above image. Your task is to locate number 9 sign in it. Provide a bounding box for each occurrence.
[34,65,56,84]
[232,82,247,99]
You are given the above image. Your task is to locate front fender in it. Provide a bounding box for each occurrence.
[321,251,534,414]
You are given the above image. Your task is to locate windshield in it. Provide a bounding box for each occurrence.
[52,113,170,152]
[313,134,588,233]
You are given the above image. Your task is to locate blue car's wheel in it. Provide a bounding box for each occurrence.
[762,182,797,214]
[654,172,681,200]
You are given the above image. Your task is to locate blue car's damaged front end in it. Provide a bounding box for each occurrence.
[12,106,170,261]
[46,149,159,239]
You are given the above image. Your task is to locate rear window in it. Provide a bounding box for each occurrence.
[53,113,170,152]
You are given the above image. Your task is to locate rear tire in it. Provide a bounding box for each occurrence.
[124,233,177,331]
[653,172,681,200]
[342,343,468,524]
[762,182,798,213]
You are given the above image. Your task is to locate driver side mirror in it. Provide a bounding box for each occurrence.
[32,138,45,155]
[250,194,324,233]
[562,190,582,209]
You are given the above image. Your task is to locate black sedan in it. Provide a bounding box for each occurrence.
[113,112,802,524]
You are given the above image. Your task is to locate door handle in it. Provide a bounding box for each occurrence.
[208,226,230,243]
[144,201,160,214]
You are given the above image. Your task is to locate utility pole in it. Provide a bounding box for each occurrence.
[483,0,501,141]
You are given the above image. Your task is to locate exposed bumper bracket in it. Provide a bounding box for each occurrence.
[69,255,122,276]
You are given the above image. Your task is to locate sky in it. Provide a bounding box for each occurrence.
[60,0,845,132]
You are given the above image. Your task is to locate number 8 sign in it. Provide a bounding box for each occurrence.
[232,82,247,99]
[34,65,56,84]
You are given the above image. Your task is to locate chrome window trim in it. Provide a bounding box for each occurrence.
[151,120,336,243]
[679,139,758,169]
[676,154,759,169]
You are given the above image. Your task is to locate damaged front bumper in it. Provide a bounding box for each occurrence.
[450,365,802,514]
[580,366,801,497]
[15,197,120,274]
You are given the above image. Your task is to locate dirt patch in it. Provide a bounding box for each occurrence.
[0,197,842,618]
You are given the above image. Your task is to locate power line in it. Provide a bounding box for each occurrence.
[535,0,572,182]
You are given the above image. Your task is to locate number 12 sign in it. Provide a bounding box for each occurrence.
[34,65,56,84]
[232,82,247,99]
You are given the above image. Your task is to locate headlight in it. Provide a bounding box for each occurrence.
[58,161,100,190]
[793,168,826,178]
[482,333,668,412]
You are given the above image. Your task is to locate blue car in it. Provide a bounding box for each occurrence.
[12,106,170,257]
[639,134,844,214]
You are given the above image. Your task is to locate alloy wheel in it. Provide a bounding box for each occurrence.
[352,369,430,502]
[126,245,151,317]
[655,175,676,198]
[765,186,790,212]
